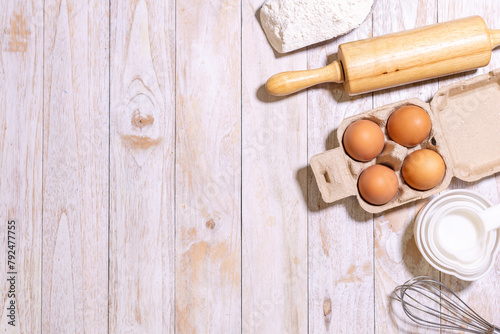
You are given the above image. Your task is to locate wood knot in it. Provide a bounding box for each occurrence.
[119,91,161,151]
[131,109,154,131]
[205,219,215,229]
[323,298,332,316]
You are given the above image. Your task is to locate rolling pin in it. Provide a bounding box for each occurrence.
[266,16,500,96]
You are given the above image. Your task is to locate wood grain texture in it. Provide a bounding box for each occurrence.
[265,60,344,96]
[372,1,440,333]
[3,1,500,333]
[438,0,500,326]
[175,0,241,332]
[0,1,42,332]
[306,16,374,334]
[338,15,493,95]
[241,1,307,333]
[42,0,109,332]
[269,15,497,97]
[110,0,175,332]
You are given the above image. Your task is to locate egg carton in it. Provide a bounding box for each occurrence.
[311,69,500,213]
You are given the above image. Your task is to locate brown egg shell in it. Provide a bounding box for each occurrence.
[386,105,432,147]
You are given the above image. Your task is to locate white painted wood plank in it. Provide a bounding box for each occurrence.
[175,0,241,332]
[438,0,500,326]
[42,0,109,332]
[109,0,175,332]
[0,1,42,332]
[371,1,439,333]
[241,1,307,333]
[306,15,374,334]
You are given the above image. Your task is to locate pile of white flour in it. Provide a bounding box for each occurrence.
[260,0,374,53]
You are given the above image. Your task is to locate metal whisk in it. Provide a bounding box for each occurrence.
[394,276,500,333]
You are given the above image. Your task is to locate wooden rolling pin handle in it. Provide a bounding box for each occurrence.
[265,60,344,96]
[490,29,500,49]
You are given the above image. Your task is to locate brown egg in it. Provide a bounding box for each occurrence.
[387,105,432,147]
[358,164,399,205]
[343,120,385,161]
[402,149,445,191]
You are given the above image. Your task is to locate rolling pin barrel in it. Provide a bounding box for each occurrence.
[266,16,500,96]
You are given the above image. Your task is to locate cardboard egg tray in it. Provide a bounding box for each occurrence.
[311,69,500,213]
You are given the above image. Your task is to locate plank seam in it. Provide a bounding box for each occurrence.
[107,0,111,333]
[240,0,243,332]
[306,46,310,334]
[174,0,177,331]
[41,0,46,331]
[436,1,442,330]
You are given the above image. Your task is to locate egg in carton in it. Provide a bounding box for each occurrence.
[311,69,500,213]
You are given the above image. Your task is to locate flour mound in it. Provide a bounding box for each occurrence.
[260,0,374,53]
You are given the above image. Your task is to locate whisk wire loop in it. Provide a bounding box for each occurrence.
[394,276,498,334]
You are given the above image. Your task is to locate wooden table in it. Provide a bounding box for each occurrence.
[1,0,500,332]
